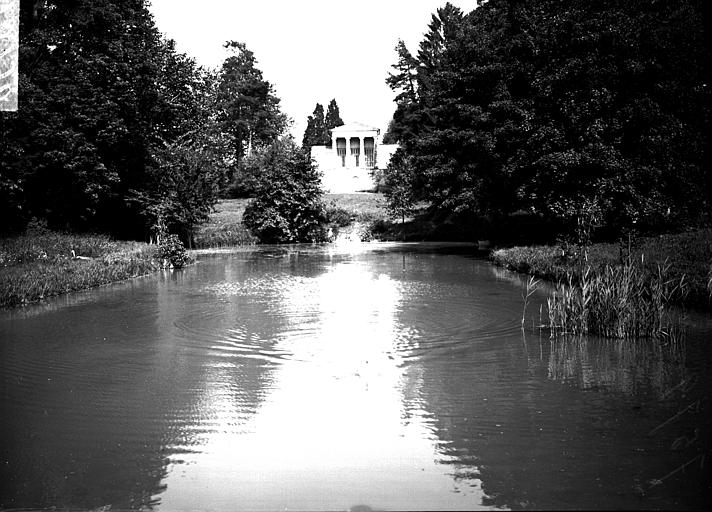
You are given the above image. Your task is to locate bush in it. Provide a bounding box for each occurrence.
[325,205,353,228]
[155,234,191,268]
[242,139,329,244]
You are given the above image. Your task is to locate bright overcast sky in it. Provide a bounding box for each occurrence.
[148,0,476,140]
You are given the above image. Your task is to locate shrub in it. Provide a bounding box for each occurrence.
[242,138,329,244]
[155,234,191,268]
[326,205,354,228]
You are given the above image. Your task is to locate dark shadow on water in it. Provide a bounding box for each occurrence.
[2,244,711,510]
[394,262,711,510]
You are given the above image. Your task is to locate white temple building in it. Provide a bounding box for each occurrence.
[310,122,399,193]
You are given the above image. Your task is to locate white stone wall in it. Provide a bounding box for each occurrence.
[311,146,377,193]
[310,135,400,193]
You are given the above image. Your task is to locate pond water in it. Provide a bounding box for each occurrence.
[1,243,710,511]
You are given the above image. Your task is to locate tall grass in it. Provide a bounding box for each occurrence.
[192,199,257,248]
[0,229,161,308]
[521,276,539,328]
[493,229,712,309]
[547,256,687,339]
[0,228,117,267]
[193,224,256,248]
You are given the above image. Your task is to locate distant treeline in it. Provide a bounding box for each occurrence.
[384,0,711,240]
[1,0,287,241]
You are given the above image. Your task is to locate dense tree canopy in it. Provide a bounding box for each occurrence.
[216,41,289,198]
[0,2,291,240]
[0,0,231,239]
[385,0,711,237]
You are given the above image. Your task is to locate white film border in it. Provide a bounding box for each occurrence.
[0,0,19,111]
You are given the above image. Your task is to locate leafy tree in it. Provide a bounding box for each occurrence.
[1,0,228,240]
[0,0,193,231]
[303,99,343,148]
[243,138,328,243]
[383,149,418,224]
[128,121,232,246]
[383,0,710,238]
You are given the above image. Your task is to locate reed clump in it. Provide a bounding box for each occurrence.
[547,256,687,339]
[493,229,712,309]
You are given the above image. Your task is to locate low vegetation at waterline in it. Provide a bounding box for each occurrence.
[0,227,191,308]
[493,230,712,310]
[547,259,687,339]
[193,193,392,248]
[193,199,257,248]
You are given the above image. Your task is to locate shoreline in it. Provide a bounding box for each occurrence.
[490,230,712,312]
[4,197,710,312]
[0,231,163,309]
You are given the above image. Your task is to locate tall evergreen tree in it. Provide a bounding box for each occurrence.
[324,98,344,146]
[215,41,287,162]
[301,102,326,148]
[385,40,420,144]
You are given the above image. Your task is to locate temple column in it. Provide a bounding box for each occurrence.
[359,137,364,167]
[348,135,355,167]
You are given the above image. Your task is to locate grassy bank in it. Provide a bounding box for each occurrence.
[195,194,473,246]
[194,194,392,247]
[0,229,161,308]
[492,230,712,310]
[192,199,257,248]
[323,193,475,242]
[324,193,388,221]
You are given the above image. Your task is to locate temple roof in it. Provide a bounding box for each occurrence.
[331,122,380,133]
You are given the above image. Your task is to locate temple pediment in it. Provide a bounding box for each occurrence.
[331,122,380,134]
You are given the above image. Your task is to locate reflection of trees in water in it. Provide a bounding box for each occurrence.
[1,257,286,510]
[396,301,710,509]
[546,334,688,398]
[545,332,711,502]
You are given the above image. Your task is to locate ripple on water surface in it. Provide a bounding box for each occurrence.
[2,245,710,511]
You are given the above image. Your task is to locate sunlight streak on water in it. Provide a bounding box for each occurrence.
[159,259,485,511]
[2,244,709,511]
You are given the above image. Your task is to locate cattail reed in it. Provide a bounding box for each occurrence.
[548,256,686,339]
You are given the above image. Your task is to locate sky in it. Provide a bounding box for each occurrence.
[148,0,476,140]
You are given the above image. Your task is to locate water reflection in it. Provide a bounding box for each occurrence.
[159,254,486,511]
[1,244,710,511]
[547,335,688,397]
